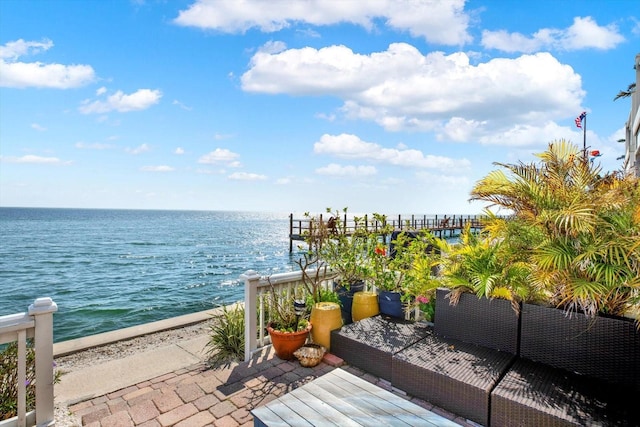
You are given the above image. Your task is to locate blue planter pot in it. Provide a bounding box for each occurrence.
[334,281,365,324]
[378,290,404,318]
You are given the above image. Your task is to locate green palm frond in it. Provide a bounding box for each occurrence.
[535,239,576,271]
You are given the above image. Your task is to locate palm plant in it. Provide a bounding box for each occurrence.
[470,140,640,320]
[613,82,636,101]
[438,223,533,310]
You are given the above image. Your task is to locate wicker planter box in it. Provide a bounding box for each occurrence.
[518,303,639,388]
[491,303,640,426]
[434,288,520,353]
[392,289,519,426]
[330,315,431,381]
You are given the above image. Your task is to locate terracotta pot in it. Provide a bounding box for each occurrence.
[267,323,312,360]
[310,302,342,351]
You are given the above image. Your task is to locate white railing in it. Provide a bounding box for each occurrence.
[241,269,425,361]
[0,298,58,427]
[241,269,336,362]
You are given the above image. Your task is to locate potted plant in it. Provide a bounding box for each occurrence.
[437,223,534,310]
[468,140,640,321]
[399,230,445,322]
[265,280,312,360]
[368,219,423,318]
[370,240,403,317]
[307,208,373,323]
[294,244,342,351]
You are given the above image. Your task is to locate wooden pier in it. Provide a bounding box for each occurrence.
[288,213,486,252]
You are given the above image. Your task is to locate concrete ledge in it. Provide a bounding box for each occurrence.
[53,307,227,357]
[55,336,210,404]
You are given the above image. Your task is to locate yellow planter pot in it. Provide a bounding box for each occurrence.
[310,302,343,351]
[352,291,379,322]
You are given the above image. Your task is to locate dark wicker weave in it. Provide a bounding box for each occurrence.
[330,315,431,381]
[393,334,516,426]
[434,288,520,353]
[491,304,640,426]
[491,358,640,427]
[519,303,640,389]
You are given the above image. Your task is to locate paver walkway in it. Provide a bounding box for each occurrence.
[68,346,476,427]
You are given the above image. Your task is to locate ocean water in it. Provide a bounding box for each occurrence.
[0,208,298,342]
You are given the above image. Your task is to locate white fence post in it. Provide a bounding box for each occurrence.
[241,270,261,362]
[28,297,58,427]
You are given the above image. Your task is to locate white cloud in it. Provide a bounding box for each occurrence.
[0,39,95,89]
[315,163,377,177]
[198,148,241,166]
[476,121,574,147]
[314,133,470,171]
[0,154,69,165]
[0,39,53,60]
[174,0,471,45]
[243,44,585,144]
[175,147,185,154]
[141,165,175,172]
[126,143,151,155]
[79,89,162,114]
[31,123,47,131]
[481,16,625,53]
[172,99,192,110]
[228,171,267,180]
[96,86,107,95]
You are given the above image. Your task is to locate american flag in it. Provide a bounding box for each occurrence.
[575,111,586,128]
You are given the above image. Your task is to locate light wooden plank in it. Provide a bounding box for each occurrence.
[302,377,412,427]
[254,368,459,427]
[288,387,364,427]
[263,399,315,427]
[293,383,384,426]
[252,406,290,427]
[277,392,342,427]
[314,374,407,412]
[330,369,460,426]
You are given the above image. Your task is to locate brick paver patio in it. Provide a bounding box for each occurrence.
[69,346,476,426]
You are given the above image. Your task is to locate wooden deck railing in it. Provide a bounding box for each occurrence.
[0,298,57,427]
[289,213,488,251]
[241,270,424,361]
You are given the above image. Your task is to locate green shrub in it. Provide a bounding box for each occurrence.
[205,305,245,366]
[0,341,34,420]
[305,288,341,311]
[0,340,61,421]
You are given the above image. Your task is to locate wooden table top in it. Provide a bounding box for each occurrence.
[252,368,460,427]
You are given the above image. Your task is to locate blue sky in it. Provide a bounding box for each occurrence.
[1,0,638,216]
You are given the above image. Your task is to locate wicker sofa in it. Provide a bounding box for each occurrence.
[330,289,640,426]
[391,289,519,426]
[330,314,431,382]
[490,303,640,426]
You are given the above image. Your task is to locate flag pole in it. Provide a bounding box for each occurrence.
[583,113,587,162]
